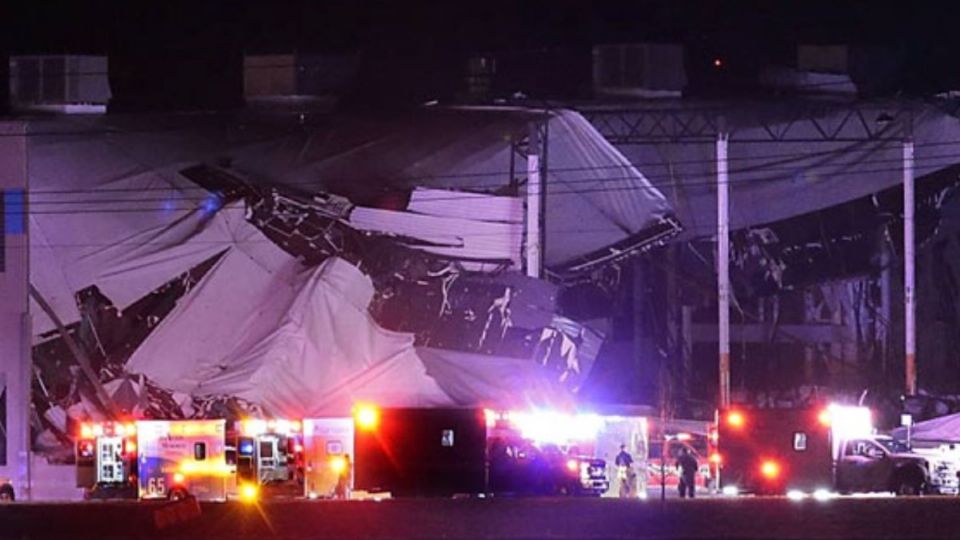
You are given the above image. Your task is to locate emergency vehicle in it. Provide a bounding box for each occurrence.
[137,419,229,501]
[0,478,12,501]
[646,421,718,493]
[301,417,353,499]
[76,419,229,501]
[352,405,612,498]
[231,418,304,500]
[717,404,940,496]
[76,421,139,499]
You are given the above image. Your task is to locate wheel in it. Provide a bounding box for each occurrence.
[0,484,15,501]
[893,471,925,496]
[168,487,190,501]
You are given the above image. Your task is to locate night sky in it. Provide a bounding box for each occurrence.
[5,1,960,109]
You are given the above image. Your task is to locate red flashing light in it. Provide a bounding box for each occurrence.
[727,411,745,429]
[124,440,137,456]
[79,441,95,458]
[355,404,380,431]
[294,443,304,453]
[818,409,832,427]
[676,432,692,442]
[760,460,780,480]
[709,453,722,465]
[566,459,579,473]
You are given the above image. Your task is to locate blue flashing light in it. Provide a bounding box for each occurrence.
[201,193,223,216]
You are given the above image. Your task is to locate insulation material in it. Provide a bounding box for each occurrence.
[251,107,678,272]
[27,117,287,334]
[124,252,570,417]
[350,204,522,266]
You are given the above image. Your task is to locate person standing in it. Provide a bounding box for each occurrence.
[676,447,699,498]
[615,444,635,498]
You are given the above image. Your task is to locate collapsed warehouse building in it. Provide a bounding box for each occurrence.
[583,99,960,422]
[19,106,679,459]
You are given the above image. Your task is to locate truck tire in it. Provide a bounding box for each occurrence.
[0,484,14,501]
[168,486,190,501]
[892,468,926,496]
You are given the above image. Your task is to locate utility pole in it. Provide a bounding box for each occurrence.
[903,124,917,396]
[717,127,731,408]
[526,124,543,278]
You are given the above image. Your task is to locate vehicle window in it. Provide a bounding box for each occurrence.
[793,432,807,451]
[876,438,910,454]
[863,444,885,459]
[649,442,663,458]
[194,442,207,461]
[260,440,274,458]
[844,441,861,456]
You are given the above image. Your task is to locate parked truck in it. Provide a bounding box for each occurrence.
[717,405,944,496]
[352,406,610,498]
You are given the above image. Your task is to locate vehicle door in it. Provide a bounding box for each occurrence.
[857,441,894,492]
[837,439,874,491]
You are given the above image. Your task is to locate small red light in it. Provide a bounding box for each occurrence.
[124,440,137,455]
[818,409,832,427]
[727,412,745,428]
[294,443,304,453]
[709,453,722,464]
[713,58,723,68]
[566,459,579,472]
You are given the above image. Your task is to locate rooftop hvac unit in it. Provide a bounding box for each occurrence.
[9,55,110,111]
[593,44,686,98]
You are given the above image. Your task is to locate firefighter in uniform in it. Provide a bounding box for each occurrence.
[676,447,699,498]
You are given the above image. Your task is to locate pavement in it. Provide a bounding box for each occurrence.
[2,496,960,539]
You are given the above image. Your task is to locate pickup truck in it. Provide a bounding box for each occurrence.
[836,436,933,495]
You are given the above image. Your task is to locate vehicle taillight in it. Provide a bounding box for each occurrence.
[727,411,745,429]
[760,460,780,480]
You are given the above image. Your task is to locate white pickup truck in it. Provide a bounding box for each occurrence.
[835,435,955,495]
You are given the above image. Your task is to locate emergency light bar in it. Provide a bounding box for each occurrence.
[80,421,137,439]
[239,418,302,437]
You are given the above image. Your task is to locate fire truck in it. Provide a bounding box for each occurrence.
[717,404,941,496]
[352,405,610,498]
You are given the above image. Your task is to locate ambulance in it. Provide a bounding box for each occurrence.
[301,418,354,499]
[76,419,229,501]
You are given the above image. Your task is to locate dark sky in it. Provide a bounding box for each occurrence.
[8,1,960,54]
[5,1,960,108]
